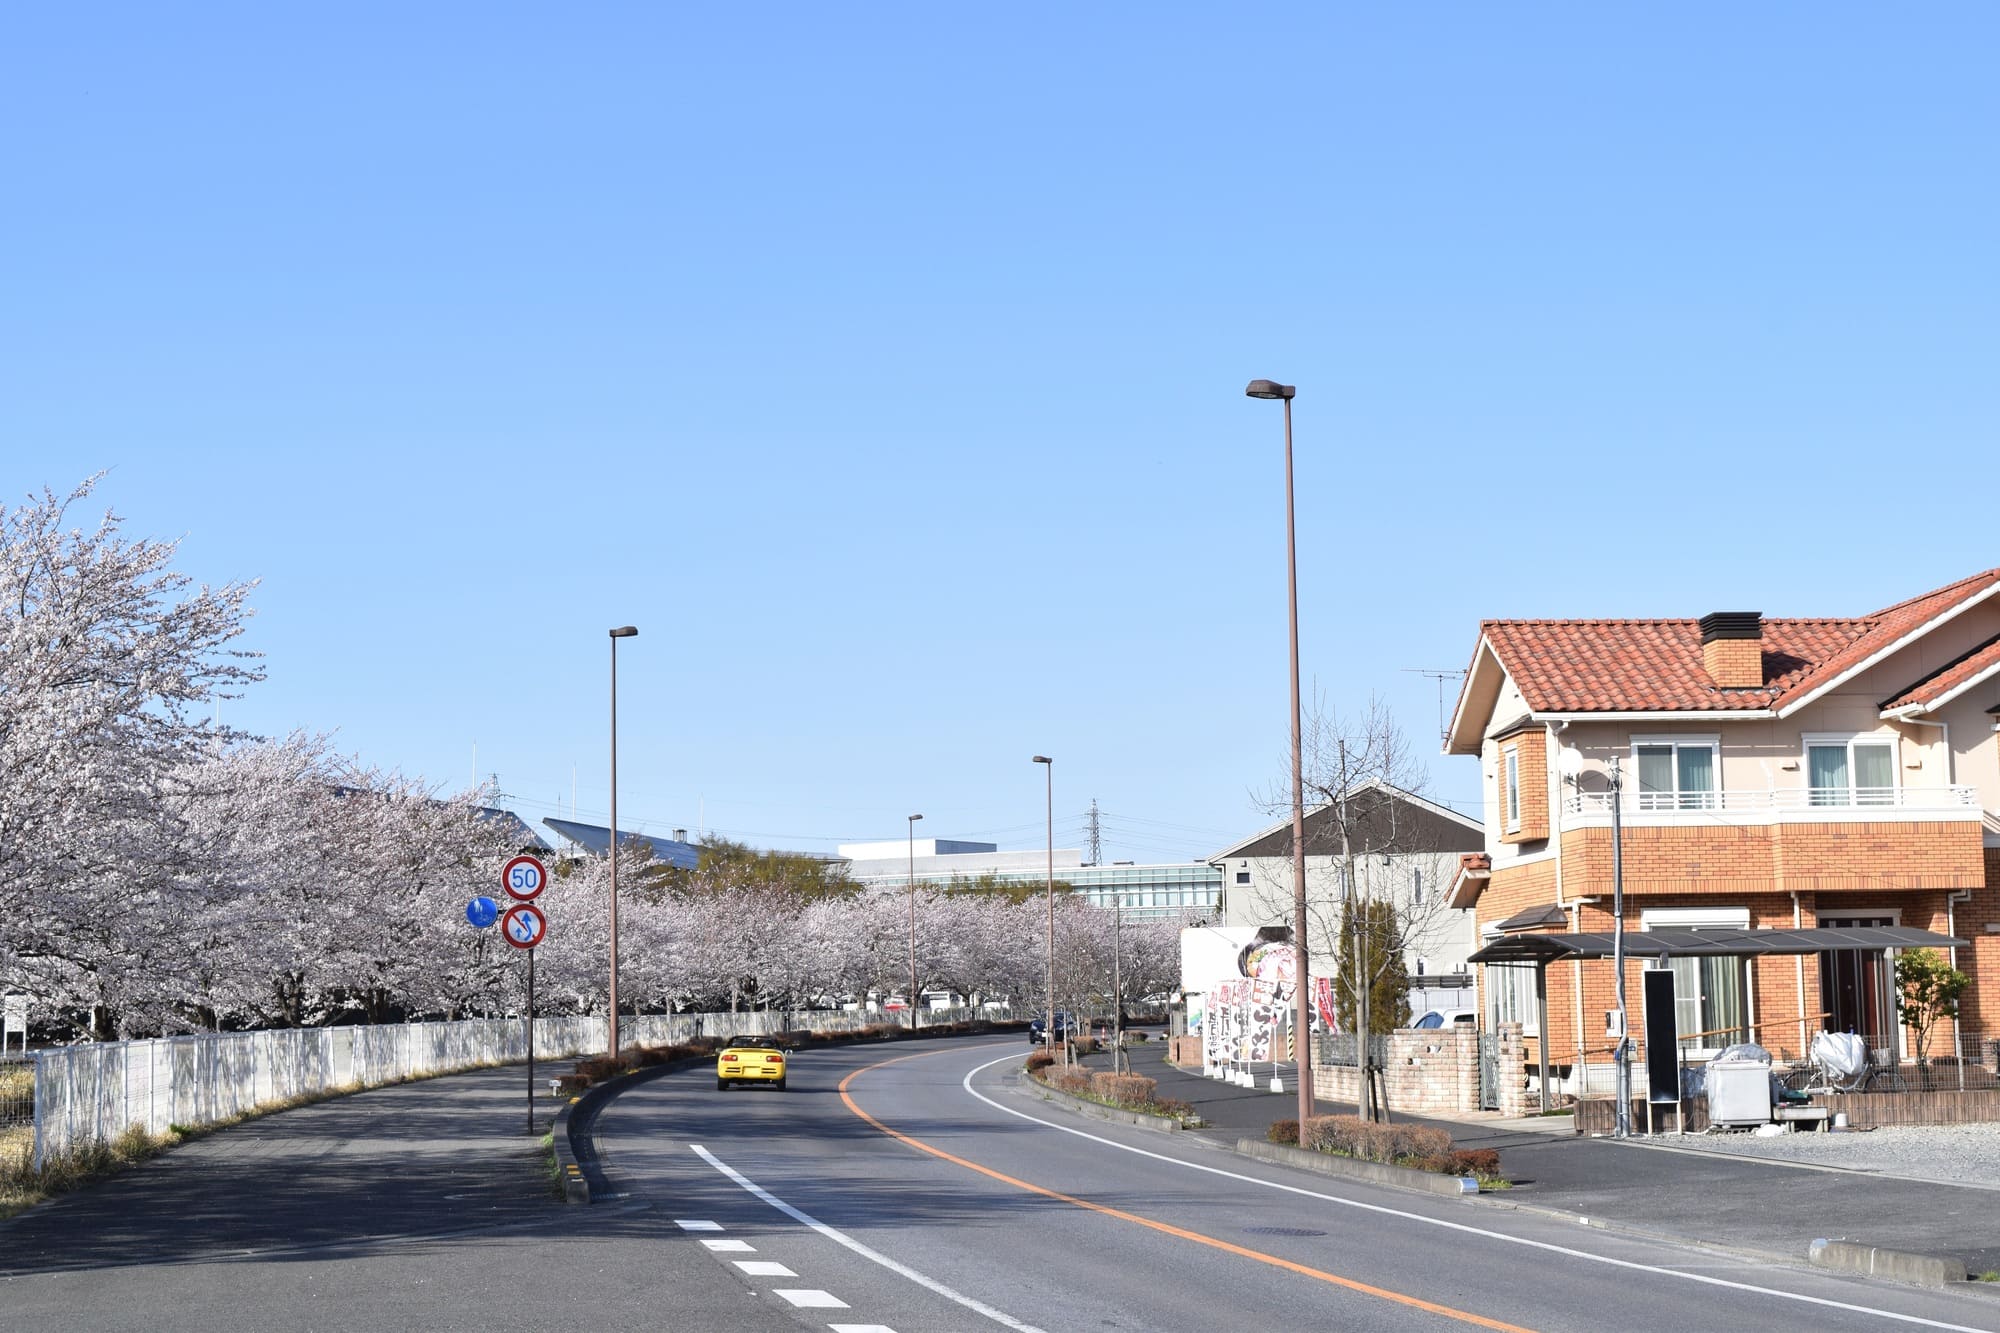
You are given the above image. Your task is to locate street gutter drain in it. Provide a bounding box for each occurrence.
[1243,1226,1327,1237]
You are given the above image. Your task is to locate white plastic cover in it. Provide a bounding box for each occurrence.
[1811,1031,1868,1081]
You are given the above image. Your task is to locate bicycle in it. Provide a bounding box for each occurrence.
[1780,1031,1907,1095]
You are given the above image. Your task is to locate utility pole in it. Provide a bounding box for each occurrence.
[1610,755,1631,1138]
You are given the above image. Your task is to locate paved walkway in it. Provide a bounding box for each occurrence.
[0,1064,762,1332]
[1132,1042,2000,1276]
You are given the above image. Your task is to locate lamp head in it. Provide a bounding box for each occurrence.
[1032,755,1052,765]
[609,626,639,638]
[909,813,923,822]
[1245,379,1296,400]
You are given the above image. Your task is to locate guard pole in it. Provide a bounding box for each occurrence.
[527,947,537,1136]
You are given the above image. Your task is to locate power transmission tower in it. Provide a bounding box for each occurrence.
[1401,668,1467,749]
[1085,799,1102,865]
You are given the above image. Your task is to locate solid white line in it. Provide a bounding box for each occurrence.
[689,1143,1045,1333]
[950,1053,1990,1333]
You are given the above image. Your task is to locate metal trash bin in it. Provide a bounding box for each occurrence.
[1705,1043,1774,1128]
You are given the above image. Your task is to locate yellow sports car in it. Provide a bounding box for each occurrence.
[716,1038,787,1091]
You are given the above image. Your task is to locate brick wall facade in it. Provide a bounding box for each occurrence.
[1496,730,1548,844]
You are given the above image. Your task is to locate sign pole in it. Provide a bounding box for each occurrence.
[527,945,537,1136]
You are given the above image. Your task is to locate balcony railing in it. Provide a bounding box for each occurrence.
[1565,784,1980,816]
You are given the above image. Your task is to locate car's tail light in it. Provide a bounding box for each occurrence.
[764,1054,781,1063]
[722,1053,739,1062]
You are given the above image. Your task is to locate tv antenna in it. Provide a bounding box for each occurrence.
[1402,668,1467,748]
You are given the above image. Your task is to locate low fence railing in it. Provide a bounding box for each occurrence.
[15,1006,1010,1169]
[1564,1029,2000,1103]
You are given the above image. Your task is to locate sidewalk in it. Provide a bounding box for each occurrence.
[1131,1042,2000,1276]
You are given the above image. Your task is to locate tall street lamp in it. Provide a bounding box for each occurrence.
[607,624,638,1060]
[1033,755,1055,1058]
[907,812,924,1032]
[1246,377,1313,1132]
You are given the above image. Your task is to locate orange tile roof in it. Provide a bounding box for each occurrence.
[1480,568,2000,715]
[1880,631,2000,711]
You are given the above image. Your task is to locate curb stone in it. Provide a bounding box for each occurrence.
[1809,1238,1968,1288]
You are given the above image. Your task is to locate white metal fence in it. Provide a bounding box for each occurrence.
[21,1006,1006,1168]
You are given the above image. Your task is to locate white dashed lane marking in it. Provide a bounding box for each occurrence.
[735,1260,797,1277]
[674,1202,904,1330]
[775,1289,850,1309]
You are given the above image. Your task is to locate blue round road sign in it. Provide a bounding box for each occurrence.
[466,896,499,929]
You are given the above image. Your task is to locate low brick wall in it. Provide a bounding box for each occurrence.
[1311,1025,1501,1115]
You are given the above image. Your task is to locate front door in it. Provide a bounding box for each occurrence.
[1817,915,1895,1047]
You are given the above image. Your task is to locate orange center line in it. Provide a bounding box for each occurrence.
[837,1047,1536,1333]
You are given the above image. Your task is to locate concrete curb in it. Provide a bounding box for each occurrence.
[1021,1071,1186,1132]
[557,1060,694,1203]
[1809,1238,1968,1288]
[1232,1137,1479,1198]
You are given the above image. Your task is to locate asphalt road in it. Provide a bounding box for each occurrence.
[5,1043,2000,1332]
[595,1036,2000,1332]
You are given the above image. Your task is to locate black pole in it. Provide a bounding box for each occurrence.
[527,946,537,1136]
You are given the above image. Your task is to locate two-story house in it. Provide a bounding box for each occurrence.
[1445,569,2000,1071]
[1211,781,1485,1017]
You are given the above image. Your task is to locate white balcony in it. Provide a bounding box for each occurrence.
[1565,785,1981,819]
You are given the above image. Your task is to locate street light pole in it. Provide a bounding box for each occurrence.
[1246,378,1313,1133]
[607,625,638,1060]
[1033,755,1055,1060]
[907,812,923,1032]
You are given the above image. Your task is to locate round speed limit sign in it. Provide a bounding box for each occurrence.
[501,854,548,902]
[501,903,547,950]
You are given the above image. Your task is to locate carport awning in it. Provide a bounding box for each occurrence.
[1468,926,1966,966]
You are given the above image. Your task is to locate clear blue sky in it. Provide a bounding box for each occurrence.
[6,6,1995,863]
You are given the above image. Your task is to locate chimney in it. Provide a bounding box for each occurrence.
[1700,611,1764,689]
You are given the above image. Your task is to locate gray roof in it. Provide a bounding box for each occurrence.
[543,818,700,870]
[1213,781,1484,862]
[477,807,550,851]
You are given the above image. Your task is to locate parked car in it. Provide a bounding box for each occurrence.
[1027,1012,1072,1043]
[716,1036,787,1091]
[1413,1008,1477,1030]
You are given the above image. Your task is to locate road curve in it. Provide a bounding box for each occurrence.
[592,1036,2000,1333]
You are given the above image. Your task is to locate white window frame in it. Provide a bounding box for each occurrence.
[1801,732,1900,807]
[1640,907,1749,1056]
[1503,747,1521,831]
[1629,734,1721,811]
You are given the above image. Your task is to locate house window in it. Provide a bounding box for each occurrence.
[1235,871,1250,885]
[1806,736,1896,807]
[1503,749,1521,830]
[1486,963,1538,1036]
[1633,738,1719,810]
[1411,869,1423,905]
[1641,907,1748,1053]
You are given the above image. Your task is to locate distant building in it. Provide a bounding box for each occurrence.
[543,817,701,870]
[837,838,1221,921]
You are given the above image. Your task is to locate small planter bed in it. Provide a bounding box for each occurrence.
[1265,1114,1505,1189]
